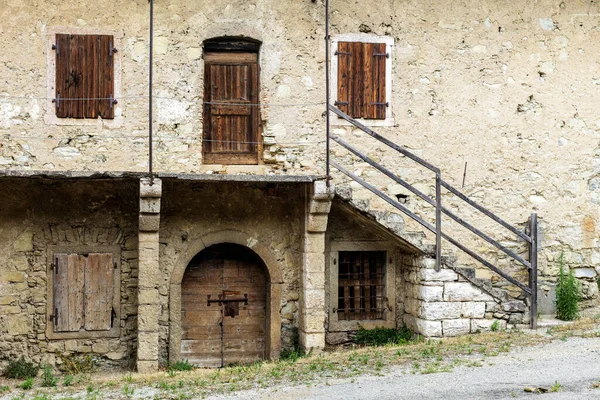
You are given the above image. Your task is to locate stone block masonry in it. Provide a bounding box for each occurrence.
[403,256,522,337]
[136,178,162,373]
[300,181,335,352]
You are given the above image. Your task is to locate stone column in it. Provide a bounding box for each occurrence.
[299,181,334,352]
[136,178,162,373]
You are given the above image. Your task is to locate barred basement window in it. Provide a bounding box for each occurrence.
[53,34,116,119]
[337,251,386,320]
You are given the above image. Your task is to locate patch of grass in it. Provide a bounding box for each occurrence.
[59,354,97,375]
[556,252,581,321]
[4,357,39,379]
[0,385,10,392]
[550,380,563,392]
[31,394,50,400]
[353,325,413,346]
[167,359,194,372]
[280,346,306,362]
[18,378,33,390]
[40,365,57,388]
[62,374,74,387]
[122,384,135,397]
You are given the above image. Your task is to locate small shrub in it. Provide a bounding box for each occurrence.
[490,320,500,332]
[63,374,74,387]
[353,325,413,346]
[167,360,193,372]
[41,365,57,388]
[556,253,581,321]
[18,377,33,390]
[4,357,39,379]
[280,346,305,362]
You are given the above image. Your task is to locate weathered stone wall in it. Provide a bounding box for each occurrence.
[1,0,599,315]
[0,178,139,369]
[158,180,306,362]
[403,256,525,337]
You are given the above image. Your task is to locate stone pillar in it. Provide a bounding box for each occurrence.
[299,181,334,352]
[136,178,162,373]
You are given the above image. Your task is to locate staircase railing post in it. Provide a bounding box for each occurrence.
[435,173,442,271]
[529,213,538,329]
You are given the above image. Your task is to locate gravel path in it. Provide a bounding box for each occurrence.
[207,336,600,400]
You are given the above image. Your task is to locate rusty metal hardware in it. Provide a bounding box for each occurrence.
[334,51,351,56]
[334,101,348,106]
[109,41,118,57]
[373,52,389,58]
[52,93,60,111]
[370,102,389,107]
[207,293,248,307]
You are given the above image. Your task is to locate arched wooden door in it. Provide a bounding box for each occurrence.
[180,243,267,367]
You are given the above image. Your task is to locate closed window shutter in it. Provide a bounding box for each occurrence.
[336,41,352,115]
[53,254,85,332]
[84,253,115,331]
[54,34,114,119]
[97,35,115,119]
[362,42,387,120]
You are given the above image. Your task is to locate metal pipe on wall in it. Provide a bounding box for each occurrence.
[325,0,331,186]
[148,0,154,184]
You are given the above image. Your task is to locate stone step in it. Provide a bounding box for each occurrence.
[447,263,510,303]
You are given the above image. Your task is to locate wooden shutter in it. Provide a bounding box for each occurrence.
[336,42,387,120]
[53,254,85,332]
[84,253,115,331]
[97,35,115,119]
[363,43,387,120]
[203,52,259,164]
[54,34,114,119]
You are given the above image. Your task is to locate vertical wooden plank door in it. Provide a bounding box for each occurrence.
[180,244,267,367]
[203,52,259,165]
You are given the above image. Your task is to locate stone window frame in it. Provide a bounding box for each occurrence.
[328,241,396,332]
[44,26,124,127]
[45,245,121,340]
[330,33,395,127]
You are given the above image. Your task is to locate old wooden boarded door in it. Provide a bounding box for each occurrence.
[180,244,267,367]
[203,52,259,165]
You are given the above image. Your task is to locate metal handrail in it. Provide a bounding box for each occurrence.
[328,105,538,328]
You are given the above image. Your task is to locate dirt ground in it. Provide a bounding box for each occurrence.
[0,318,598,400]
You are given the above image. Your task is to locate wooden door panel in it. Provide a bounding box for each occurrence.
[180,244,267,367]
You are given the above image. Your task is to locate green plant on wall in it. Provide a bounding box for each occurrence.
[555,252,581,321]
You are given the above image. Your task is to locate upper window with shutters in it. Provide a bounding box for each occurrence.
[45,28,123,126]
[331,35,394,127]
[45,246,121,339]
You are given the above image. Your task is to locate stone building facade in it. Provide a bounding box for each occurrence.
[0,0,599,371]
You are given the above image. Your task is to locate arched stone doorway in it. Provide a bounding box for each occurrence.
[180,243,268,367]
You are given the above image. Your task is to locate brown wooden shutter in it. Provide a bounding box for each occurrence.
[203,52,259,164]
[54,34,114,119]
[84,253,115,331]
[97,35,115,119]
[336,41,352,115]
[363,43,387,120]
[53,254,85,332]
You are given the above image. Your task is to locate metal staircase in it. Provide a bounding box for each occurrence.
[327,105,539,328]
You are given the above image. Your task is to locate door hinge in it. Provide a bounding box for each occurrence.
[52,93,60,111]
[334,101,349,106]
[370,102,389,107]
[335,51,351,56]
[52,43,59,55]
[50,308,58,327]
[109,41,118,57]
[109,94,118,109]
[373,53,389,58]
